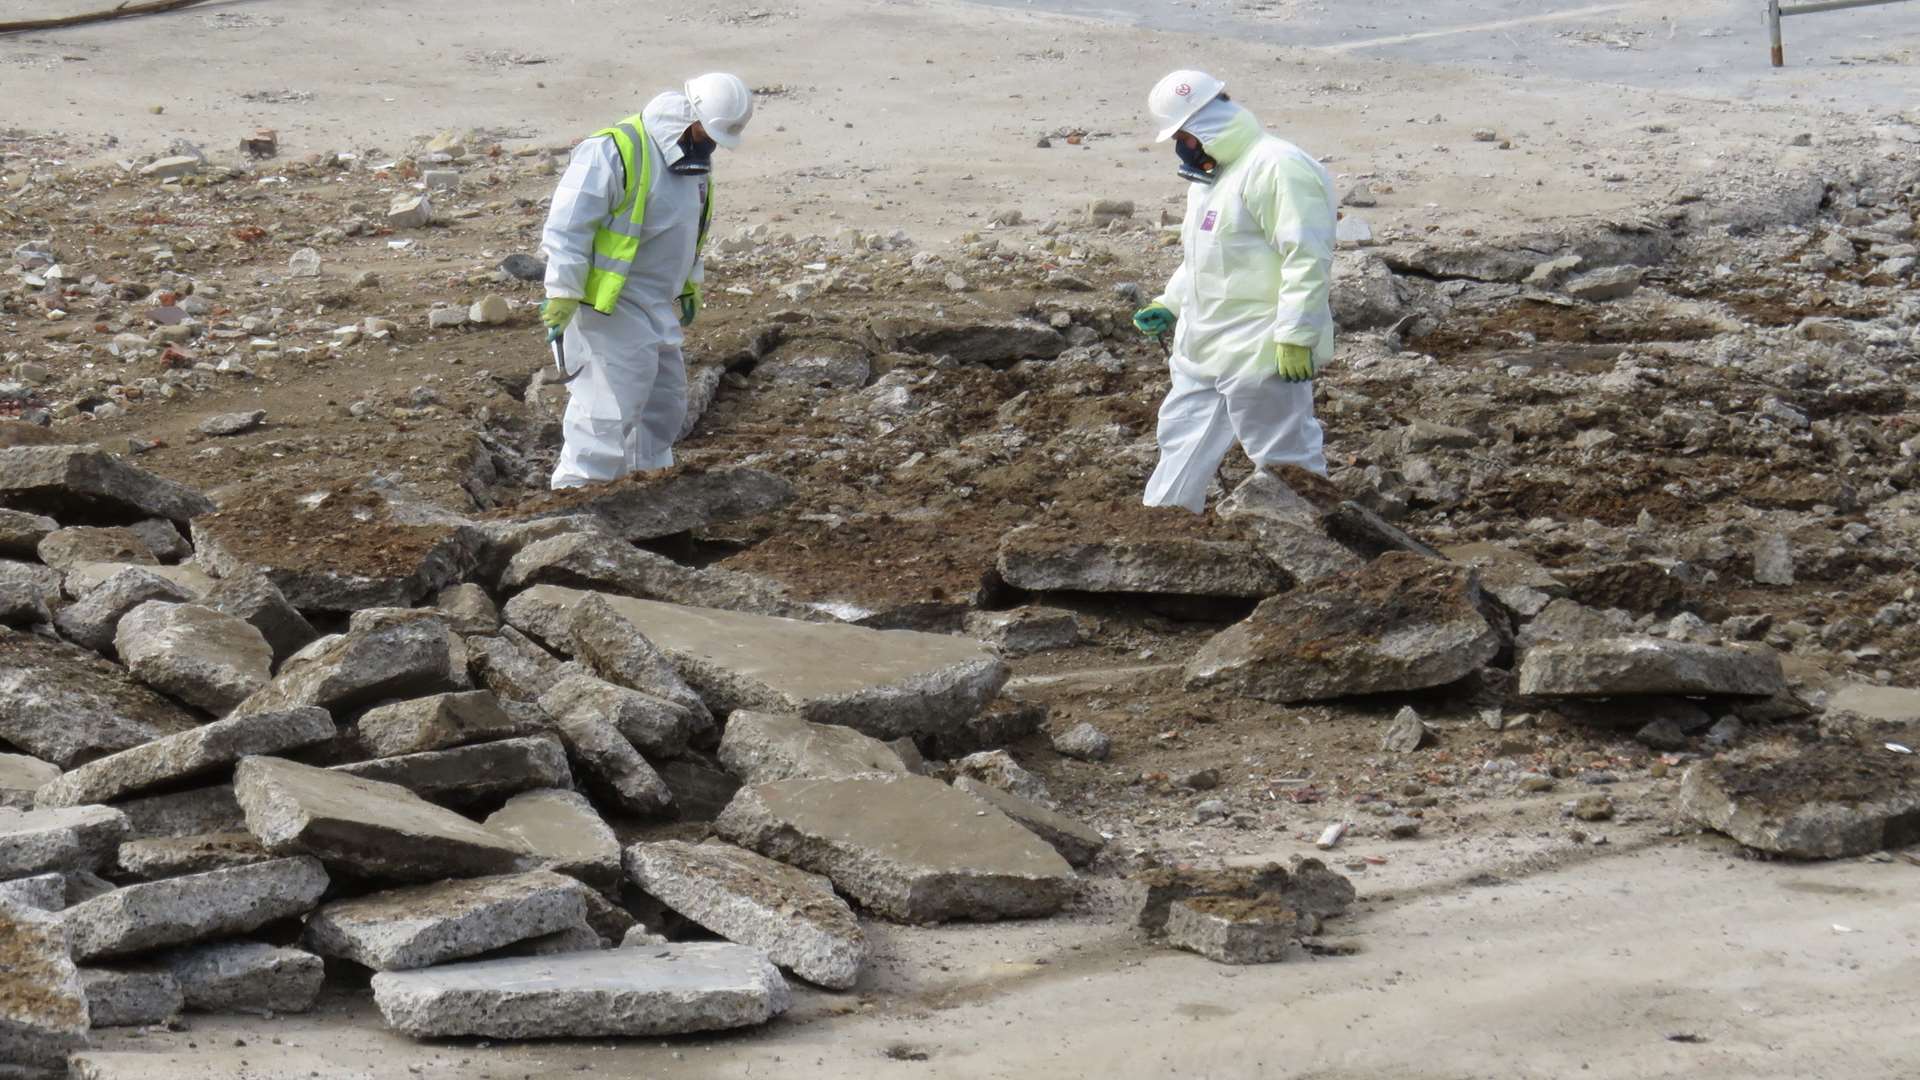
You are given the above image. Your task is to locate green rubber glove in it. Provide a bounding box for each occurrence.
[678,286,700,328]
[1277,343,1316,382]
[541,297,581,335]
[1132,302,1174,336]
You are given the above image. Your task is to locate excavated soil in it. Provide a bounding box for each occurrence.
[1408,299,1723,359]
[196,487,464,582]
[1711,744,1918,814]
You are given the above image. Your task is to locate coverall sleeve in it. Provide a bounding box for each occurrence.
[540,136,625,301]
[1154,261,1190,317]
[1254,157,1337,348]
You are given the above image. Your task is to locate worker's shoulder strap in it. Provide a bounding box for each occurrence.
[592,114,653,223]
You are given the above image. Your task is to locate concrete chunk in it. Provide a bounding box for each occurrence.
[60,560,214,602]
[37,707,332,808]
[0,629,202,769]
[235,756,529,881]
[484,789,621,887]
[717,711,909,784]
[717,773,1075,923]
[52,567,195,655]
[333,735,572,807]
[509,587,1008,741]
[1165,896,1302,965]
[306,870,590,971]
[191,509,479,616]
[115,601,275,714]
[80,966,183,1027]
[161,941,323,1014]
[38,526,157,573]
[520,466,795,543]
[952,777,1105,868]
[370,941,790,1038]
[432,583,500,635]
[502,532,809,619]
[567,592,713,731]
[964,606,1080,657]
[115,832,272,879]
[0,570,49,628]
[0,872,66,910]
[1680,744,1919,858]
[126,519,190,562]
[202,570,318,662]
[0,753,60,810]
[1518,637,1785,698]
[117,785,244,841]
[0,804,128,878]
[996,527,1287,598]
[627,839,864,989]
[539,672,691,760]
[234,616,457,716]
[63,856,329,961]
[0,901,89,1068]
[0,507,56,558]
[0,446,215,525]
[534,702,671,817]
[464,628,562,702]
[353,691,531,758]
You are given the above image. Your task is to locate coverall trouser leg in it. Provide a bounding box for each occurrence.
[1143,363,1327,513]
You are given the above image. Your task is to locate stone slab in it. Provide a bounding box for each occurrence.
[234,616,459,717]
[305,870,590,971]
[0,446,213,525]
[38,527,157,574]
[996,527,1288,598]
[115,832,272,879]
[352,691,532,758]
[37,707,332,808]
[80,966,183,1027]
[60,561,215,602]
[717,710,909,785]
[161,941,323,1014]
[536,704,671,817]
[567,592,713,731]
[484,789,621,888]
[1165,896,1301,965]
[52,567,196,655]
[63,856,329,961]
[0,629,203,769]
[0,508,56,559]
[0,804,128,878]
[1680,745,1919,858]
[332,735,572,807]
[115,601,274,714]
[519,466,795,543]
[539,672,691,760]
[502,532,810,620]
[951,777,1105,868]
[116,786,244,841]
[202,571,318,662]
[1518,637,1785,698]
[0,753,59,810]
[0,901,88,1068]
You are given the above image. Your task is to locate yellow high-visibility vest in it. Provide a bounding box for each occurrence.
[582,115,714,315]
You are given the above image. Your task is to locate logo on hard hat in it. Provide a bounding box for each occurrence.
[1175,83,1192,96]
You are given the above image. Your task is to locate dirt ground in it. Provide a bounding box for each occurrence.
[4,0,1920,1077]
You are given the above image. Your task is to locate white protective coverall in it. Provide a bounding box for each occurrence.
[543,92,709,488]
[1144,97,1337,513]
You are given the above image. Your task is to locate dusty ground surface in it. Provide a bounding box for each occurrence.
[4,0,1920,1077]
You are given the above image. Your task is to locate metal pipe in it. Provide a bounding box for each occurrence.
[1779,0,1910,15]
[1768,0,1785,67]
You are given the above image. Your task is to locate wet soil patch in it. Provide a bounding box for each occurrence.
[1409,300,1721,359]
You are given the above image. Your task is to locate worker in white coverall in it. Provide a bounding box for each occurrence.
[539,74,755,488]
[1132,70,1337,513]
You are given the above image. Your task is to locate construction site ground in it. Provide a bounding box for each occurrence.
[4,1,1919,1077]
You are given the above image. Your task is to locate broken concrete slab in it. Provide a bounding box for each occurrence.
[0,901,89,1069]
[1050,722,1111,763]
[161,941,323,1014]
[369,941,791,1038]
[332,735,572,808]
[1442,542,1564,618]
[502,532,808,620]
[432,583,500,635]
[52,566,195,655]
[516,466,796,544]
[1680,744,1918,858]
[38,526,157,573]
[538,672,691,760]
[233,616,458,717]
[0,629,202,769]
[305,870,591,971]
[116,786,243,841]
[126,519,189,563]
[63,856,329,961]
[1518,637,1785,698]
[80,966,183,1027]
[191,506,480,615]
[1827,684,1920,725]
[36,707,332,808]
[536,704,671,817]
[234,756,530,882]
[996,526,1287,598]
[470,514,618,588]
[0,804,128,878]
[352,691,532,759]
[954,749,1052,802]
[0,446,215,525]
[0,559,62,611]
[566,592,713,731]
[60,560,214,602]
[484,789,620,888]
[657,756,743,822]
[964,606,1080,657]
[1185,553,1498,703]
[627,839,863,989]
[869,316,1066,368]
[0,571,49,628]
[717,711,909,785]
[1125,860,1354,934]
[114,601,275,714]
[717,773,1075,923]
[0,507,56,558]
[115,832,271,879]
[507,586,1008,741]
[952,776,1104,868]
[0,753,59,810]
[464,627,563,703]
[0,872,67,910]
[201,571,318,663]
[1165,896,1301,965]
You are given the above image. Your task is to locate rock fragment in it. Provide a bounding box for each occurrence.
[0,446,215,525]
[1380,707,1432,753]
[234,615,458,716]
[517,466,795,543]
[484,789,621,888]
[63,856,329,961]
[113,601,274,714]
[717,711,909,784]
[0,901,89,1069]
[996,526,1287,598]
[0,507,56,558]
[0,752,60,810]
[964,606,1081,657]
[333,735,572,807]
[1051,722,1112,762]
[537,704,672,816]
[433,583,500,634]
[952,777,1105,867]
[36,707,332,808]
[196,410,266,437]
[52,567,195,655]
[202,571,318,662]
[1166,896,1302,965]
[1517,638,1785,698]
[352,691,531,758]
[80,966,184,1027]
[305,870,591,971]
[115,785,244,841]
[161,941,324,1014]
[0,804,129,878]
[566,593,713,729]
[538,672,691,760]
[115,832,272,879]
[38,526,157,573]
[0,630,202,767]
[1680,745,1918,858]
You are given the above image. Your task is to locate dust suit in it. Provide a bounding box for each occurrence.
[1144,99,1337,513]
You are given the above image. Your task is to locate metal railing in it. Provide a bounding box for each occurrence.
[1767,0,1917,66]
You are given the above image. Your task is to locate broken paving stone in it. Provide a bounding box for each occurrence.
[566,592,713,730]
[116,832,271,879]
[656,756,743,822]
[53,566,195,655]
[964,606,1080,657]
[1516,597,1632,651]
[0,507,56,558]
[0,446,215,525]
[1165,896,1302,965]
[38,525,158,573]
[502,531,807,620]
[0,629,203,768]
[1,753,60,810]
[36,706,331,808]
[1517,637,1784,698]
[536,703,672,817]
[388,192,433,229]
[195,410,266,437]
[61,561,214,603]
[517,466,796,544]
[464,628,563,702]
[161,941,323,1014]
[1186,553,1498,703]
[484,789,620,888]
[202,570,319,663]
[1753,532,1795,586]
[1051,721,1112,762]
[996,526,1287,599]
[1381,707,1432,753]
[126,519,189,562]
[80,966,183,1027]
[539,671,691,760]
[953,749,1051,803]
[627,839,864,990]
[63,856,328,962]
[234,756,530,882]
[305,870,591,971]
[507,586,1008,741]
[716,710,909,785]
[234,615,458,716]
[868,316,1066,369]
[1680,744,1919,859]
[333,734,573,808]
[1441,542,1564,619]
[952,777,1104,868]
[1561,265,1643,302]
[1126,860,1354,934]
[716,773,1076,923]
[433,583,500,635]
[115,785,243,841]
[0,872,67,910]
[353,690,533,758]
[371,941,790,1039]
[0,902,89,1069]
[115,601,275,714]
[0,804,128,878]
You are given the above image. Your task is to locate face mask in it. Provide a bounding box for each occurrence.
[1175,138,1218,185]
[670,130,717,175]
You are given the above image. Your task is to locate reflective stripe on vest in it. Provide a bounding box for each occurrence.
[580,115,716,315]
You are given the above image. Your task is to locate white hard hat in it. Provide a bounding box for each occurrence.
[1148,69,1226,142]
[685,72,754,149]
